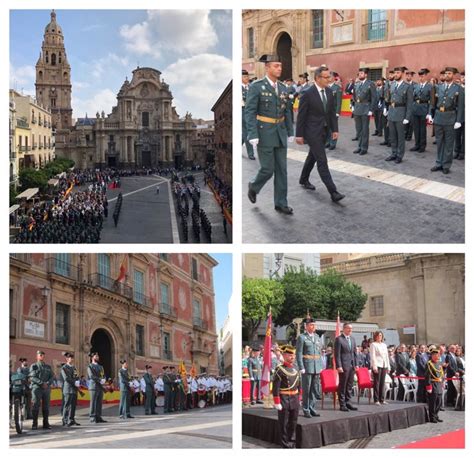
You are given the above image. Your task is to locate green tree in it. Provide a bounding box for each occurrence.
[275,267,367,326]
[18,168,49,192]
[242,277,285,343]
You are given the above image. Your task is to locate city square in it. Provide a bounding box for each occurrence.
[10,10,232,243]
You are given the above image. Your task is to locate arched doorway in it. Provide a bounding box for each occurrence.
[90,328,114,379]
[276,32,292,81]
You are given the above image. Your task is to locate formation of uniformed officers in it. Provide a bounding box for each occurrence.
[12,349,231,431]
[244,316,462,449]
[242,57,465,214]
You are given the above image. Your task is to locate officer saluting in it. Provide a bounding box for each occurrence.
[425,345,445,423]
[385,66,414,163]
[352,67,377,155]
[118,359,134,419]
[296,316,323,418]
[246,54,295,215]
[87,351,107,423]
[29,350,54,430]
[410,69,432,153]
[428,67,465,174]
[61,352,81,427]
[143,364,157,415]
[272,345,301,449]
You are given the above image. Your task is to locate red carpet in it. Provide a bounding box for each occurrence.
[396,429,464,448]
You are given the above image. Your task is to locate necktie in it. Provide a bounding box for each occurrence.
[321,89,327,111]
[347,336,351,349]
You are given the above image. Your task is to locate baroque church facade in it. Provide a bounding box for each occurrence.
[35,11,196,169]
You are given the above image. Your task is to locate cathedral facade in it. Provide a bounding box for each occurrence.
[35,11,196,169]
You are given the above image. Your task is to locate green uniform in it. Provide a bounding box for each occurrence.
[327,82,343,148]
[118,368,131,417]
[29,361,54,426]
[412,81,432,151]
[352,79,377,153]
[163,373,175,413]
[143,373,156,414]
[242,83,254,158]
[17,366,32,419]
[431,82,465,170]
[296,332,323,415]
[245,77,294,208]
[387,80,414,160]
[61,363,80,425]
[87,362,105,421]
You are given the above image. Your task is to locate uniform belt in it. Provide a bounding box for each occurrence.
[438,107,455,112]
[416,100,429,104]
[280,389,299,395]
[256,115,285,124]
[303,355,321,359]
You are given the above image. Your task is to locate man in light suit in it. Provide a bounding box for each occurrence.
[296,316,323,418]
[334,323,358,412]
[296,66,345,203]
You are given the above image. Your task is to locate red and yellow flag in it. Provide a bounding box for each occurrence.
[260,307,272,398]
[116,255,127,282]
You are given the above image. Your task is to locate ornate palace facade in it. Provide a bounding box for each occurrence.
[10,253,219,378]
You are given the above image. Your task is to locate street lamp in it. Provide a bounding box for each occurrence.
[269,253,284,279]
[35,286,50,317]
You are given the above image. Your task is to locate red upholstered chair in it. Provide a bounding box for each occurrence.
[320,369,338,410]
[356,367,373,404]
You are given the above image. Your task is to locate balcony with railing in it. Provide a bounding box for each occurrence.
[163,349,173,360]
[133,291,152,308]
[10,253,32,264]
[193,316,209,332]
[159,302,178,321]
[45,257,78,281]
[362,20,388,42]
[88,273,133,299]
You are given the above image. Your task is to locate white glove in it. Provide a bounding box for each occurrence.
[368,111,373,117]
[249,138,259,147]
[350,106,354,112]
[274,404,283,411]
[100,378,106,385]
[454,122,462,129]
[403,119,409,125]
[289,94,294,100]
[336,113,340,117]
[250,377,254,381]
[75,381,81,388]
[288,136,295,143]
[300,369,305,374]
[383,108,388,117]
[426,115,433,124]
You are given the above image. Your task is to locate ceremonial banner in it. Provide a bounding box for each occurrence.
[260,308,272,399]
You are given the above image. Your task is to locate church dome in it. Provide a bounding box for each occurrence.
[44,10,63,35]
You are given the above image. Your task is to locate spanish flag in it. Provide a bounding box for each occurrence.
[190,362,197,378]
[260,307,272,399]
[63,182,74,200]
[116,255,127,283]
[179,361,188,393]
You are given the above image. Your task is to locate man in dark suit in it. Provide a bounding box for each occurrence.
[395,344,410,400]
[445,344,460,406]
[334,323,358,411]
[416,344,429,403]
[295,66,345,203]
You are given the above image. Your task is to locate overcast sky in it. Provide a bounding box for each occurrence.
[10,9,232,120]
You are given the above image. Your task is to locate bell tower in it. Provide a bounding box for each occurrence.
[35,10,72,133]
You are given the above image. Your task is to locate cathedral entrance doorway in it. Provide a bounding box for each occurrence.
[174,154,183,169]
[107,156,117,167]
[276,32,292,81]
[90,328,114,378]
[142,150,152,167]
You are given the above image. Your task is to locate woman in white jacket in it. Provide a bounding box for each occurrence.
[370,331,390,405]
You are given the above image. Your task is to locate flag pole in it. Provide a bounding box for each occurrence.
[262,306,273,409]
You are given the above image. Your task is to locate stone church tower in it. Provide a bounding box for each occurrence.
[35,10,72,147]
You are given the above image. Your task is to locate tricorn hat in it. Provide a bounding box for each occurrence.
[444,67,459,74]
[259,54,281,63]
[418,68,430,75]
[280,344,296,355]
